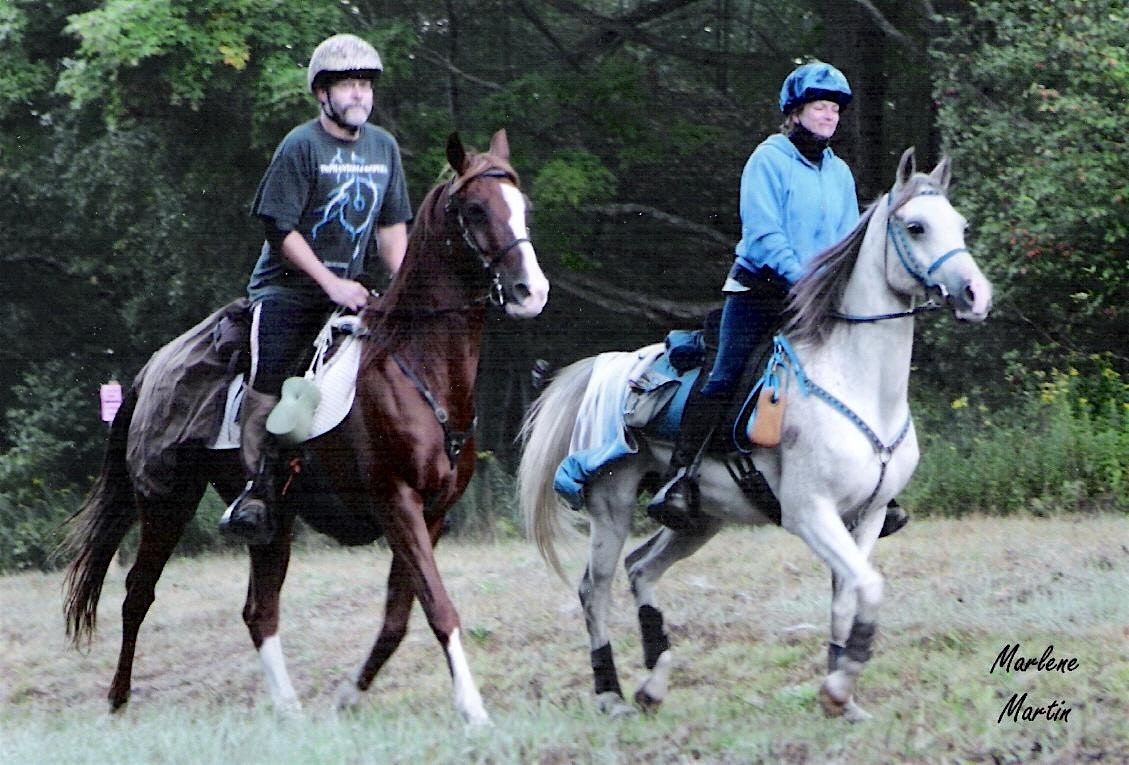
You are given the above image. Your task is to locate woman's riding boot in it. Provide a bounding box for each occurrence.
[646,393,725,529]
[219,389,280,545]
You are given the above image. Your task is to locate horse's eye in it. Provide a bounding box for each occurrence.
[461,203,488,225]
[905,221,925,237]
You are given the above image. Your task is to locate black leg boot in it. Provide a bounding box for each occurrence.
[879,499,909,537]
[219,389,280,545]
[646,393,724,530]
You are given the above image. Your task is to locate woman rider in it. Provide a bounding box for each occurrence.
[647,61,908,538]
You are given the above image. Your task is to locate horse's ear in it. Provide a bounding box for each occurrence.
[447,132,468,175]
[930,155,952,192]
[488,129,510,161]
[893,147,916,192]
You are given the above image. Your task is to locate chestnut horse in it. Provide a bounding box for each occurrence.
[63,130,548,725]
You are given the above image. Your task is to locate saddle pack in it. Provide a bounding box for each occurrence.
[624,321,785,452]
[621,316,785,524]
[210,312,362,450]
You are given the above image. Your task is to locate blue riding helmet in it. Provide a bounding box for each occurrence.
[779,62,852,114]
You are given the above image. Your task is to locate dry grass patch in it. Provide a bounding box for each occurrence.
[2,515,1127,763]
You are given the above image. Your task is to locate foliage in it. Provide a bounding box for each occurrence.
[931,0,1129,378]
[3,0,1128,567]
[0,1,54,120]
[56,0,344,125]
[0,360,106,572]
[444,452,523,542]
[906,360,1129,516]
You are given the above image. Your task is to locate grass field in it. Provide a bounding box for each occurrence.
[2,514,1127,764]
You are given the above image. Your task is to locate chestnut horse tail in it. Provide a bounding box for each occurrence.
[62,386,139,648]
[517,356,594,583]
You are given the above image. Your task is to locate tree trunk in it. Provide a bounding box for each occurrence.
[819,0,887,200]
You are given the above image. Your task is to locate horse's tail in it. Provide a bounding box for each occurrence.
[517,356,595,583]
[62,385,140,648]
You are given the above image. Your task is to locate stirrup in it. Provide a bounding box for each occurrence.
[218,482,276,545]
[646,468,704,531]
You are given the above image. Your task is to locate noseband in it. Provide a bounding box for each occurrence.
[444,169,531,307]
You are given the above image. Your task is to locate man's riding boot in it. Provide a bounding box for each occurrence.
[219,389,280,545]
[647,393,725,530]
[879,499,909,537]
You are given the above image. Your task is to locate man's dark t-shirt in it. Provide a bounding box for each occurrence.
[247,119,412,307]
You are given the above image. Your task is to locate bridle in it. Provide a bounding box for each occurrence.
[831,188,969,324]
[444,168,531,308]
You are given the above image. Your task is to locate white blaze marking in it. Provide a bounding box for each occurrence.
[499,184,549,316]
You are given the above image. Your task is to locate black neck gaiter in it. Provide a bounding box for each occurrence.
[788,123,830,165]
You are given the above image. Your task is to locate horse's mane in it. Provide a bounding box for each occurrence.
[783,174,943,345]
[360,149,519,356]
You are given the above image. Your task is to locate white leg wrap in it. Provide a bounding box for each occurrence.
[259,635,301,713]
[447,628,490,726]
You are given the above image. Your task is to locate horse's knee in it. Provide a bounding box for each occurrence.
[857,570,884,612]
[121,586,155,625]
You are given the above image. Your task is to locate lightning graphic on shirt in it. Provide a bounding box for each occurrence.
[311,149,382,243]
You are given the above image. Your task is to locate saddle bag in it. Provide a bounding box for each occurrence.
[623,328,707,430]
[747,385,785,447]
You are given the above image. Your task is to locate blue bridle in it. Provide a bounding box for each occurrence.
[833,188,968,324]
[886,189,970,292]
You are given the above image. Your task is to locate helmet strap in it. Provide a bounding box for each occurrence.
[320,96,361,138]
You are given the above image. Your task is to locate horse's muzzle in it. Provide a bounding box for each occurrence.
[949,271,993,322]
[501,244,550,318]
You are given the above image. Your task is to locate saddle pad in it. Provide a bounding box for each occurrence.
[207,336,362,450]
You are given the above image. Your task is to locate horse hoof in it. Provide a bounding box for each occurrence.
[633,650,672,715]
[462,709,492,728]
[334,680,363,712]
[275,698,303,719]
[842,698,873,723]
[596,691,637,719]
[633,686,664,715]
[817,684,846,717]
[817,671,852,717]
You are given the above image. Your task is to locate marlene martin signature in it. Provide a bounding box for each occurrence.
[989,643,1078,723]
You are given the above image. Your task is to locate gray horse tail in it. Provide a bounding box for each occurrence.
[62,386,140,648]
[517,356,594,583]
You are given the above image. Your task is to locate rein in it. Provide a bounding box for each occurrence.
[356,168,526,327]
[392,353,475,470]
[444,168,530,308]
[351,169,528,467]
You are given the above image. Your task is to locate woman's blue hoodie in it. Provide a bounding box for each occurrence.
[733,133,859,284]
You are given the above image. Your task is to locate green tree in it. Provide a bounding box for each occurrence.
[932,0,1129,383]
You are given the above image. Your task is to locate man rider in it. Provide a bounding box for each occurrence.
[219,33,412,544]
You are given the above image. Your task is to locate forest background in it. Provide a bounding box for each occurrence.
[0,0,1125,571]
